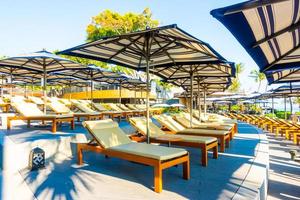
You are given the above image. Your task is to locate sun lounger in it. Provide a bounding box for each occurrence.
[58,98,72,107]
[129,117,218,166]
[70,100,103,120]
[118,104,144,116]
[0,98,10,112]
[48,100,103,121]
[173,113,236,140]
[107,103,134,119]
[78,119,190,193]
[155,114,231,152]
[7,101,74,132]
[91,102,123,120]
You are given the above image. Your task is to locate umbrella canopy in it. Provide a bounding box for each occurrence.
[151,103,171,108]
[211,0,300,83]
[59,24,233,143]
[264,84,300,98]
[0,50,85,112]
[265,68,300,84]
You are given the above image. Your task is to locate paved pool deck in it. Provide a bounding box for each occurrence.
[1,119,270,200]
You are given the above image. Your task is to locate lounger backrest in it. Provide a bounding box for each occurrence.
[73,101,95,113]
[83,119,131,149]
[153,114,185,132]
[48,101,71,113]
[107,103,123,112]
[28,96,44,105]
[92,103,107,111]
[59,99,72,106]
[10,96,26,104]
[129,117,165,137]
[12,102,44,117]
[126,104,137,110]
[118,104,130,111]
[135,104,146,110]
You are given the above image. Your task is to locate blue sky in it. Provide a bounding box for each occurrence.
[0,0,271,92]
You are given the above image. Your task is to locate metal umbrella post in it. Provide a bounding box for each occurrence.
[189,71,194,128]
[42,64,47,114]
[197,81,202,122]
[272,97,274,118]
[204,87,207,117]
[284,96,287,120]
[119,82,122,104]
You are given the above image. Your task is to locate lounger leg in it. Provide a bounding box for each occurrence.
[7,118,11,130]
[154,164,162,193]
[225,137,230,148]
[183,158,190,180]
[213,144,218,159]
[293,133,298,144]
[27,120,30,128]
[220,137,225,152]
[201,146,208,167]
[71,119,75,130]
[77,144,83,165]
[52,119,57,133]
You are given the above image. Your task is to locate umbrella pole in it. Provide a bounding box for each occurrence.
[146,57,150,144]
[134,88,137,104]
[197,81,201,122]
[119,82,122,104]
[284,96,287,120]
[1,75,4,97]
[290,97,293,114]
[272,97,274,118]
[43,67,47,114]
[204,88,207,118]
[189,72,193,128]
[24,84,27,97]
[10,72,13,97]
[90,76,93,106]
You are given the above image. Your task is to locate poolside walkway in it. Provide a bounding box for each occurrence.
[267,132,300,200]
[1,120,269,200]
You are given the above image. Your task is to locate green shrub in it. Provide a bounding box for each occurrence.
[275,111,291,119]
[264,113,276,118]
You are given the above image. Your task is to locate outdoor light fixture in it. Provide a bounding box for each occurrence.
[29,147,45,170]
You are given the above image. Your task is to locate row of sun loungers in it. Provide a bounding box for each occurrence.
[2,95,238,193]
[3,95,150,132]
[227,113,300,145]
[77,112,237,193]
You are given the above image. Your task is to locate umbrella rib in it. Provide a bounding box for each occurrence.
[157,34,218,60]
[271,68,300,84]
[151,36,176,65]
[108,35,144,60]
[150,40,176,57]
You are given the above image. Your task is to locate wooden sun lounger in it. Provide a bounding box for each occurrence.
[91,103,123,121]
[156,114,231,152]
[78,119,190,193]
[129,117,218,166]
[70,100,103,121]
[7,102,74,132]
[48,101,103,121]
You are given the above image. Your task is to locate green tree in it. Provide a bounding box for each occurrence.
[227,63,244,92]
[59,8,159,76]
[250,69,266,92]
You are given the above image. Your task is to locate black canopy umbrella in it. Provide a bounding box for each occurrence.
[0,50,85,113]
[211,0,300,84]
[59,24,233,143]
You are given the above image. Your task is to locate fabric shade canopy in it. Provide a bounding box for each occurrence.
[211,0,300,83]
[59,24,231,70]
[261,84,300,97]
[59,24,234,143]
[265,68,300,84]
[150,63,235,81]
[0,50,85,113]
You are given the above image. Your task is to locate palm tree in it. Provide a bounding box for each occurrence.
[227,63,244,92]
[250,69,266,92]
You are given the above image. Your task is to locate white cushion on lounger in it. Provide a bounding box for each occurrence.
[109,143,187,161]
[83,120,132,148]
